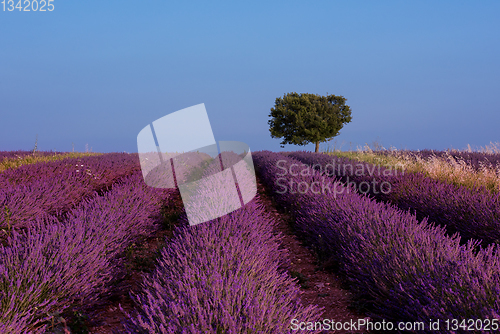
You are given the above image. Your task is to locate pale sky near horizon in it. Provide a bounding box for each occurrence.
[1,1,499,153]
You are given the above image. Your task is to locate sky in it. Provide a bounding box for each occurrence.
[1,0,499,153]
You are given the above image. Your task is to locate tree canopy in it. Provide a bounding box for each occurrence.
[268,92,352,152]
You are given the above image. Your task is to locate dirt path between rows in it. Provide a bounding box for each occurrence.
[256,179,368,334]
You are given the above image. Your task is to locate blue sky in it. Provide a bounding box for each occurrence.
[1,1,499,153]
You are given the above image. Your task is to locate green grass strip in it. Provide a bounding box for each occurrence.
[0,152,102,173]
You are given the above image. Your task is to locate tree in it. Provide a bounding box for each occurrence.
[268,92,352,152]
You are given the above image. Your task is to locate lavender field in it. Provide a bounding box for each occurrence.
[1,150,499,333]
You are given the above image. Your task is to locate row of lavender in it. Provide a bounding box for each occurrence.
[0,153,141,229]
[253,151,500,334]
[0,170,172,332]
[123,152,323,333]
[380,149,500,171]
[288,151,500,245]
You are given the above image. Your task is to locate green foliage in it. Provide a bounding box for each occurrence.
[268,92,352,151]
[0,152,100,173]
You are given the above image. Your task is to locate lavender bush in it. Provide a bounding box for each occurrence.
[0,153,141,229]
[0,153,139,188]
[0,171,171,332]
[288,151,500,245]
[142,151,213,189]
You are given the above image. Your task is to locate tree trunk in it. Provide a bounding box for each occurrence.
[315,141,319,153]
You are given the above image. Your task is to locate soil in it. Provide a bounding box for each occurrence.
[256,180,368,334]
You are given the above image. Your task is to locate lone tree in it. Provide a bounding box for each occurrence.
[268,92,352,152]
